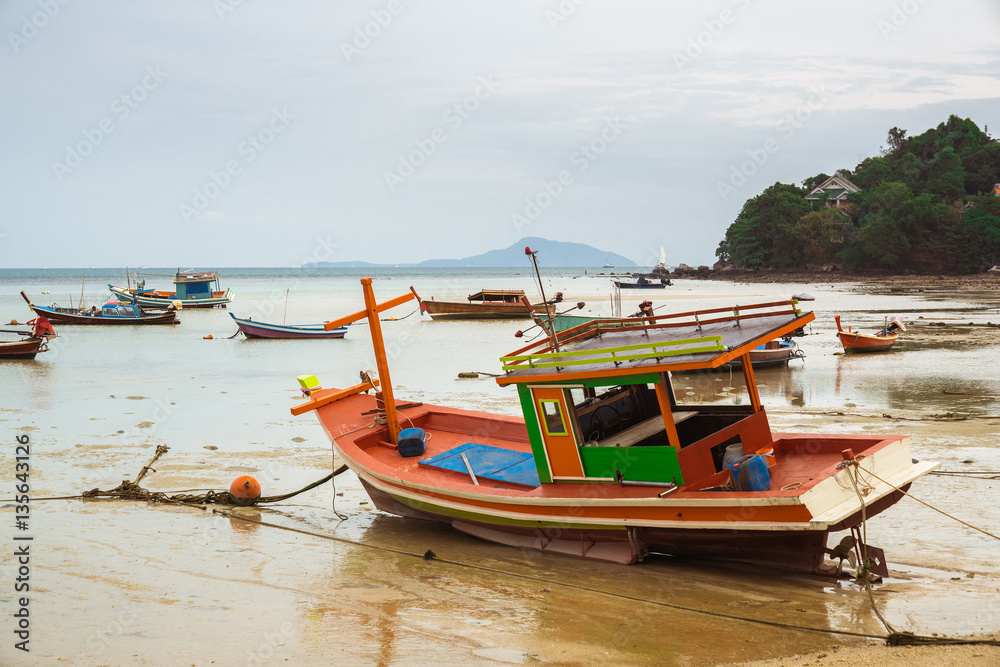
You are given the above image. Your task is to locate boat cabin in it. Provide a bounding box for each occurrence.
[497,301,812,488]
[173,271,222,301]
[100,303,146,318]
[468,289,527,304]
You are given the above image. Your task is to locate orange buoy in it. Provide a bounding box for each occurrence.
[203,334,214,339]
[230,475,261,505]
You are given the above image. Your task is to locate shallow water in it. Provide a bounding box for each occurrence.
[2,269,1000,664]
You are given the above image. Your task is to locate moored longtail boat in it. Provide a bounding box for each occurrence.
[229,313,347,339]
[835,315,903,353]
[0,317,56,360]
[109,269,233,309]
[412,289,562,320]
[21,292,179,325]
[293,283,936,574]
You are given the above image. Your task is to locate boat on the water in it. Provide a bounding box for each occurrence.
[292,283,936,575]
[229,313,347,339]
[614,277,670,289]
[21,292,179,325]
[109,270,233,309]
[835,315,903,353]
[0,317,56,360]
[724,338,802,368]
[413,289,562,320]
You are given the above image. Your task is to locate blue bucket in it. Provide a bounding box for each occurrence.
[730,454,770,492]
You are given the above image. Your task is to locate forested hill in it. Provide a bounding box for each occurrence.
[716,116,1000,274]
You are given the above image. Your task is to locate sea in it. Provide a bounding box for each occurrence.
[2,267,999,664]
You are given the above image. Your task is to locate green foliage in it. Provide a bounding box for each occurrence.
[716,116,1000,273]
[717,183,809,268]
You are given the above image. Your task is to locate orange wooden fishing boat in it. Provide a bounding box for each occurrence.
[292,281,936,575]
[835,315,904,353]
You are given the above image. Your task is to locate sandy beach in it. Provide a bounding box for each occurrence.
[3,271,1000,665]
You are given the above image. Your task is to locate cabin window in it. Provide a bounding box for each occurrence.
[539,400,568,436]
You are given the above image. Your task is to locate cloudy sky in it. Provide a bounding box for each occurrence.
[2,1,999,268]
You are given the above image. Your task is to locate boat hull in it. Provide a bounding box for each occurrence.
[837,331,897,353]
[230,314,347,339]
[423,300,537,320]
[0,338,45,359]
[29,304,178,325]
[614,281,666,289]
[314,393,936,572]
[108,285,233,309]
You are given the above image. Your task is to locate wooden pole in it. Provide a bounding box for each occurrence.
[361,277,401,445]
[283,289,289,325]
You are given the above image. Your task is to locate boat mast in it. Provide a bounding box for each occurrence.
[525,246,560,352]
[361,278,401,444]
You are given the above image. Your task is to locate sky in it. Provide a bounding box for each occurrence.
[2,1,999,269]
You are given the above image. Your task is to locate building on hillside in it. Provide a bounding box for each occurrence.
[805,174,861,207]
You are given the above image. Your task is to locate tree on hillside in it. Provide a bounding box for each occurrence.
[962,144,1000,195]
[956,207,1000,272]
[716,183,809,268]
[925,147,964,202]
[850,156,891,190]
[801,173,830,192]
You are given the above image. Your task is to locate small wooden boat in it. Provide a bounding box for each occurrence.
[21,292,179,325]
[109,269,233,309]
[0,317,56,360]
[614,277,670,289]
[835,315,903,353]
[724,339,802,368]
[413,289,562,320]
[230,313,347,339]
[291,284,936,575]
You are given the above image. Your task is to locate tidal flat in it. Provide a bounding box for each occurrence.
[2,270,1000,665]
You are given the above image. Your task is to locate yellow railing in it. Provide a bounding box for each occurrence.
[500,335,725,371]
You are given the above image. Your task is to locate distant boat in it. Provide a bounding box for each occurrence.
[109,269,233,309]
[229,313,347,339]
[835,315,903,353]
[603,253,614,268]
[413,289,563,320]
[22,292,179,325]
[724,339,802,368]
[614,277,670,289]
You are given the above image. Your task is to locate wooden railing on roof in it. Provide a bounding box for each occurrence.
[500,335,724,371]
[501,300,803,372]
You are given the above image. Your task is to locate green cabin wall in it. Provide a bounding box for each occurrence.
[517,373,683,485]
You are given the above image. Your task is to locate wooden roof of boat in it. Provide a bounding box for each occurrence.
[468,289,526,300]
[174,271,219,283]
[496,300,813,385]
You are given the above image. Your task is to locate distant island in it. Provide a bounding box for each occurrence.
[304,237,638,268]
[716,115,1000,275]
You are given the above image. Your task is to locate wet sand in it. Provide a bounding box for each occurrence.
[4,276,1000,665]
